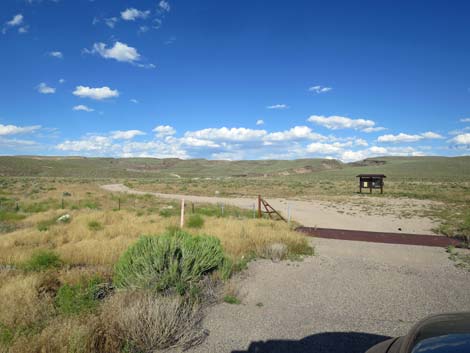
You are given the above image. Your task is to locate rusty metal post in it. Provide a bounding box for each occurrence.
[258,195,262,218]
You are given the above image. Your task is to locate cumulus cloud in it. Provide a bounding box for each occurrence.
[265,126,326,142]
[308,85,332,94]
[121,8,150,21]
[307,115,383,132]
[153,125,176,137]
[451,133,470,145]
[73,105,94,112]
[256,119,264,126]
[111,130,146,140]
[0,124,41,136]
[2,14,25,34]
[130,98,139,104]
[88,42,140,63]
[104,17,118,28]
[86,41,154,68]
[378,131,443,143]
[48,51,63,59]
[266,104,288,110]
[73,86,119,100]
[306,142,343,154]
[159,1,171,12]
[36,82,56,94]
[459,118,470,123]
[185,127,267,142]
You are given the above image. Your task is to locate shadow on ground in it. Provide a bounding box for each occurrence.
[232,332,391,353]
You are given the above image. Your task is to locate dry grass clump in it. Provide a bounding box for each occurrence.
[88,291,206,353]
[0,273,55,329]
[188,217,313,260]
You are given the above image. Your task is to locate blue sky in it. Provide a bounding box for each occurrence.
[1,0,469,161]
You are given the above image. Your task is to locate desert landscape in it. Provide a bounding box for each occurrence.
[0,156,469,352]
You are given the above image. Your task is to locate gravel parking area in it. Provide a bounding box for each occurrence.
[189,238,470,353]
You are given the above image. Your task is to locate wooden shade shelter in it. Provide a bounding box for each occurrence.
[356,174,386,194]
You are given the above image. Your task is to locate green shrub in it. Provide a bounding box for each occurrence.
[187,214,204,228]
[223,295,240,304]
[0,210,25,222]
[114,231,227,294]
[87,220,103,231]
[22,250,62,272]
[0,323,13,347]
[159,208,173,217]
[80,200,99,210]
[37,218,56,232]
[56,277,103,315]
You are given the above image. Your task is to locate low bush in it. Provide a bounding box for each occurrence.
[37,218,56,232]
[22,250,62,272]
[88,291,205,353]
[55,277,103,315]
[159,208,174,217]
[223,295,240,304]
[114,231,227,294]
[0,210,25,222]
[87,220,103,231]
[187,214,204,228]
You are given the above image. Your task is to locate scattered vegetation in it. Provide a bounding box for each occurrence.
[187,214,205,228]
[55,277,104,315]
[21,250,62,272]
[87,220,103,232]
[223,295,241,304]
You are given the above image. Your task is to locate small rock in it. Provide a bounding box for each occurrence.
[57,214,71,223]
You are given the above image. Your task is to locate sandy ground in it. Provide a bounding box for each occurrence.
[101,184,438,234]
[189,238,470,353]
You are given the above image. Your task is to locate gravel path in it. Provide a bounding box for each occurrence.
[189,238,470,353]
[101,184,437,234]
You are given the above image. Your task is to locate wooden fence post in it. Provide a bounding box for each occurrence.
[180,199,185,228]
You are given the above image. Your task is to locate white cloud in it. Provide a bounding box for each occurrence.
[111,130,145,140]
[378,131,443,143]
[59,78,65,84]
[36,82,56,94]
[121,8,150,21]
[307,115,382,132]
[86,41,154,68]
[185,127,267,142]
[256,119,264,126]
[308,85,332,94]
[130,98,139,104]
[421,131,443,139]
[306,142,343,154]
[460,118,470,123]
[104,17,118,28]
[88,41,141,63]
[73,86,119,100]
[48,51,63,59]
[153,125,176,137]
[57,136,116,152]
[73,105,94,112]
[159,1,171,12]
[451,133,470,145]
[267,104,288,110]
[0,124,41,136]
[18,26,29,34]
[2,14,23,34]
[265,126,326,142]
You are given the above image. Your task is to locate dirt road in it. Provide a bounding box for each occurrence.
[101,184,438,234]
[190,238,470,353]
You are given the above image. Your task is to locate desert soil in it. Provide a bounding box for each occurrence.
[101,184,438,234]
